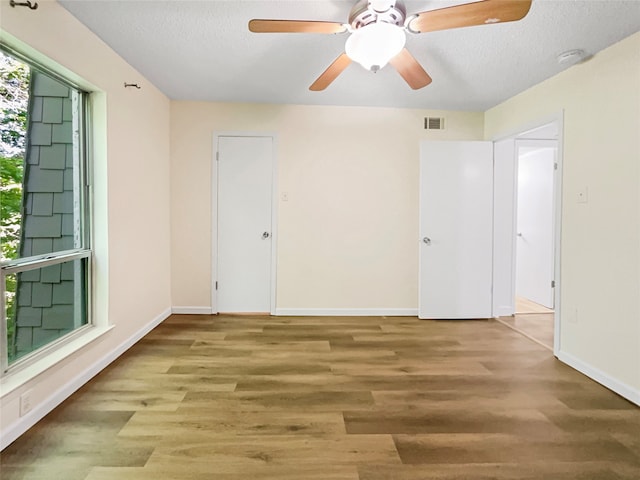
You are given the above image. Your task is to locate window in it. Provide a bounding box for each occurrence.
[0,48,91,374]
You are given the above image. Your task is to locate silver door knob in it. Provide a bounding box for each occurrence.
[423,237,431,245]
[262,232,270,239]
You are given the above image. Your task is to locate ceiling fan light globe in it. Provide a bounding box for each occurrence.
[345,22,406,71]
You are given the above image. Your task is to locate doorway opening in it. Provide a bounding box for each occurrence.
[495,118,561,352]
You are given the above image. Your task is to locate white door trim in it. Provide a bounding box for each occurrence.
[211,132,278,315]
[491,111,564,356]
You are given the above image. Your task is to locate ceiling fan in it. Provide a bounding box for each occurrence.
[249,0,532,91]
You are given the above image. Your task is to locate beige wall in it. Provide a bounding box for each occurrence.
[170,103,484,311]
[485,32,640,394]
[0,1,172,435]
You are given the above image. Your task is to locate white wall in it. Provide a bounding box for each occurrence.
[170,103,484,313]
[485,32,640,402]
[0,0,172,445]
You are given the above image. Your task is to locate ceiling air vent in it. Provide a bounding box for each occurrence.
[424,117,445,130]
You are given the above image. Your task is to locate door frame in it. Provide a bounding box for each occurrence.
[492,111,564,356]
[211,132,279,315]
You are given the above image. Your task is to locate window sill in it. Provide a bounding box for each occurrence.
[0,324,114,398]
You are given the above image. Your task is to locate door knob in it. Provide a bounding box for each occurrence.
[423,237,431,245]
[262,232,270,239]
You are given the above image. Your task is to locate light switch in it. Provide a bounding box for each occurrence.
[281,192,289,202]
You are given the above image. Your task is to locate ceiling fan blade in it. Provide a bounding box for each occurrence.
[309,53,352,91]
[408,0,532,34]
[249,19,347,34]
[389,49,432,90]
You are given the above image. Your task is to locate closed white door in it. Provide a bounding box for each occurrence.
[515,145,556,308]
[216,136,274,313]
[419,141,494,319]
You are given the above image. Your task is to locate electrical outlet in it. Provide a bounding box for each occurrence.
[20,389,34,417]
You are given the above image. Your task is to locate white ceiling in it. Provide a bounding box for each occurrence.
[59,0,640,111]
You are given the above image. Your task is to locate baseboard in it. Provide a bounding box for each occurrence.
[171,306,213,315]
[275,308,418,317]
[0,307,172,451]
[558,350,640,406]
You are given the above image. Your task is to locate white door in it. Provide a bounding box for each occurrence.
[419,141,494,319]
[216,136,274,313]
[515,144,556,308]
[492,139,517,317]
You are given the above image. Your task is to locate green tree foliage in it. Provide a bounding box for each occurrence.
[1,52,30,359]
[1,52,29,156]
[1,155,23,261]
[1,52,28,261]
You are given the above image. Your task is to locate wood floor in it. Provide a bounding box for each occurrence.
[498,297,555,349]
[515,296,554,315]
[2,314,639,479]
[498,314,555,349]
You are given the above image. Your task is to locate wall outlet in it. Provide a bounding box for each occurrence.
[20,389,34,417]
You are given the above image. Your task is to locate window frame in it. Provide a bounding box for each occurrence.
[0,45,93,377]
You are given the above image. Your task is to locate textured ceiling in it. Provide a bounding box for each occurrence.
[59,0,640,111]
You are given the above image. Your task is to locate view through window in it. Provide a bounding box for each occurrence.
[1,49,91,372]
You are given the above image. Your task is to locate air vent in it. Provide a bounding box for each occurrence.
[424,117,445,130]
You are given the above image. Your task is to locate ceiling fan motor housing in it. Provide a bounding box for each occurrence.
[349,0,407,29]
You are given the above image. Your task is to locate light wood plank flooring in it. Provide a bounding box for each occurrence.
[506,296,555,348]
[497,313,555,349]
[515,296,554,314]
[2,315,639,479]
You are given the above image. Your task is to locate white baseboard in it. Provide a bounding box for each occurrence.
[558,350,640,406]
[275,308,418,317]
[171,306,213,315]
[0,307,172,451]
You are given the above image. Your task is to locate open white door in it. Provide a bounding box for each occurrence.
[216,136,274,313]
[419,141,494,319]
[515,142,556,308]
